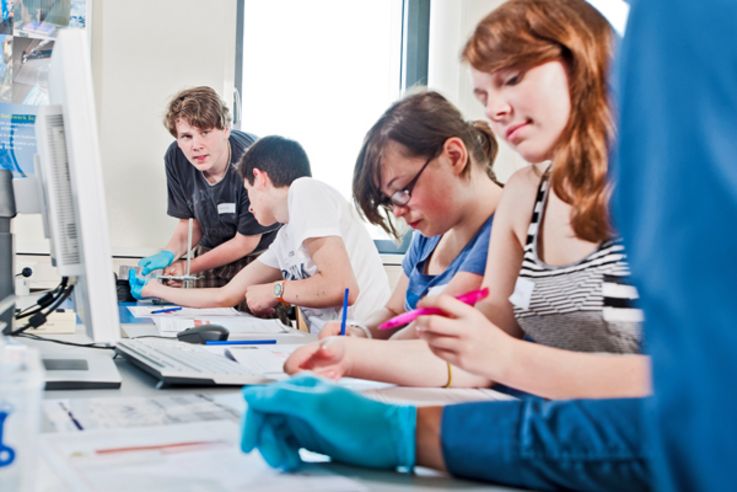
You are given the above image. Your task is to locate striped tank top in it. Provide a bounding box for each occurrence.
[510,172,643,353]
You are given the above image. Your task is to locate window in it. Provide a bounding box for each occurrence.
[237,0,428,244]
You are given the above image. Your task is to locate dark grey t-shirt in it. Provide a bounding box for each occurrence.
[165,129,278,250]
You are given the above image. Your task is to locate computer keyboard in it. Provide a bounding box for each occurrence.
[116,338,274,387]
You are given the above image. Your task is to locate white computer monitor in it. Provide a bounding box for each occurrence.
[34,28,120,345]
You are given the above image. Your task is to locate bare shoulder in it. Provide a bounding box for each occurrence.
[495,165,546,241]
[503,165,546,196]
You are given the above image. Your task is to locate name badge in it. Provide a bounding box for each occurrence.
[217,202,236,214]
[509,277,534,310]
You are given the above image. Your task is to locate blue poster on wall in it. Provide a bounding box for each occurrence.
[0,102,36,177]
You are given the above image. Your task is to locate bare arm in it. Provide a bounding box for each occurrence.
[474,170,536,337]
[285,337,491,388]
[163,218,202,259]
[187,232,263,274]
[144,259,281,307]
[280,236,360,308]
[504,340,651,398]
[415,406,446,471]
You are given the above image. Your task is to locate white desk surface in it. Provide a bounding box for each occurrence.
[22,325,522,492]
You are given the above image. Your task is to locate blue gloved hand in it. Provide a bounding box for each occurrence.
[138,250,175,275]
[128,269,150,300]
[241,374,416,472]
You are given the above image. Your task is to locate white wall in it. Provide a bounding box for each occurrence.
[427,0,529,183]
[91,0,238,257]
[13,0,238,258]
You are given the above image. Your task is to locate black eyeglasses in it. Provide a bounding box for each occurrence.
[380,155,434,208]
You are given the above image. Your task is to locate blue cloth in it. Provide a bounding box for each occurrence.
[613,1,737,490]
[442,398,650,491]
[402,214,493,309]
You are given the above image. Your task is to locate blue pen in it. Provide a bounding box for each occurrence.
[205,339,277,346]
[340,287,349,335]
[150,306,183,315]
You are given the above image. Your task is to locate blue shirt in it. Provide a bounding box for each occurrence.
[402,214,493,310]
[613,1,737,490]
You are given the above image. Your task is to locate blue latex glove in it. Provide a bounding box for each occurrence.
[138,250,175,275]
[128,269,150,300]
[241,374,416,472]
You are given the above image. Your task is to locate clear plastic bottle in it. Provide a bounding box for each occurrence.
[0,337,44,492]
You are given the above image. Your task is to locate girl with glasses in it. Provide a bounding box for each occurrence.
[318,90,504,340]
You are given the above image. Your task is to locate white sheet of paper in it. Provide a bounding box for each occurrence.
[225,344,303,378]
[127,306,240,318]
[225,345,395,392]
[152,315,292,335]
[41,421,367,492]
[361,386,516,406]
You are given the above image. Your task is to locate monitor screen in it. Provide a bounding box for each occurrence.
[33,28,120,344]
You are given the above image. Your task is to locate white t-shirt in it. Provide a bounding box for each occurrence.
[257,177,390,332]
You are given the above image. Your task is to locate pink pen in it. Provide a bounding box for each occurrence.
[378,287,489,330]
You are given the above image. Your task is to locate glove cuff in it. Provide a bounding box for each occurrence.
[391,404,417,472]
[160,250,176,263]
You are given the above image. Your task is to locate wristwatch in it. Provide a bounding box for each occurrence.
[273,280,286,303]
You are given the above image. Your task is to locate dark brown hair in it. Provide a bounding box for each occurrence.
[353,90,499,237]
[238,135,311,187]
[462,0,614,242]
[163,86,231,137]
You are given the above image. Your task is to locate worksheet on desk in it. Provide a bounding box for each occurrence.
[361,386,517,406]
[224,344,303,378]
[43,394,243,433]
[41,421,367,492]
[225,345,397,392]
[152,316,294,335]
[127,306,240,318]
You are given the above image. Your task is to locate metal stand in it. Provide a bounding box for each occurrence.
[0,170,17,330]
[184,218,193,289]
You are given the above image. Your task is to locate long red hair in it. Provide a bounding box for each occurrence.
[462,0,615,242]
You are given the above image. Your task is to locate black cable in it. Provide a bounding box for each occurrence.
[131,335,175,340]
[14,332,115,350]
[15,277,69,319]
[10,284,75,336]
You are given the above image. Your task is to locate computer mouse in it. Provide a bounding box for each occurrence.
[176,324,230,344]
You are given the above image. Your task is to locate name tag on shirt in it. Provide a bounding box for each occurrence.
[217,202,236,214]
[509,277,534,310]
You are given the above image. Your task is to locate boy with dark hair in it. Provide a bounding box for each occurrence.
[137,86,279,288]
[131,136,390,333]
[238,135,311,186]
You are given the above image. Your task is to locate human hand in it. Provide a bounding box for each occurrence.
[138,250,175,275]
[318,321,366,339]
[414,294,515,381]
[245,283,280,316]
[128,270,152,300]
[161,260,186,287]
[163,260,186,277]
[283,337,351,379]
[388,323,420,340]
[241,374,416,471]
